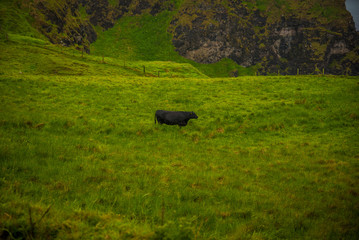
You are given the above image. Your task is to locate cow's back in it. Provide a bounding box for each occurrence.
[164,111,186,122]
[155,110,166,116]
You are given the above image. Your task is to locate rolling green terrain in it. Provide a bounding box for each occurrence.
[1,33,359,239]
[0,33,206,78]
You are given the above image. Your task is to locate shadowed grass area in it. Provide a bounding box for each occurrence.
[1,74,358,239]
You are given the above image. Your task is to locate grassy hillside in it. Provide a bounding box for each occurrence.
[91,10,253,78]
[0,33,207,78]
[0,0,44,39]
[1,73,358,239]
[91,12,179,62]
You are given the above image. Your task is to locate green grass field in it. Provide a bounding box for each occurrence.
[1,7,359,238]
[1,72,358,239]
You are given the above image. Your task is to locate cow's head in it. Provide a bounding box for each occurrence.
[189,111,198,119]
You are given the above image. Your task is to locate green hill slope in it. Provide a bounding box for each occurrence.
[91,11,257,77]
[0,0,44,39]
[91,11,179,62]
[0,33,207,78]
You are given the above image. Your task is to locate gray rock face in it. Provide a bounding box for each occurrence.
[169,1,359,75]
[170,3,264,68]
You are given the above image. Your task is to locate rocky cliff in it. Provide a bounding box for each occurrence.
[169,0,359,75]
[21,0,359,75]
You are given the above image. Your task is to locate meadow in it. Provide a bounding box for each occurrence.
[1,72,359,239]
[1,0,358,237]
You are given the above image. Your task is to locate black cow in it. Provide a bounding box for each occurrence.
[155,110,198,126]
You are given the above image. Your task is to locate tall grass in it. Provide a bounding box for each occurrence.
[1,74,358,239]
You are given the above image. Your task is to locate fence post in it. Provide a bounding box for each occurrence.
[143,66,146,75]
